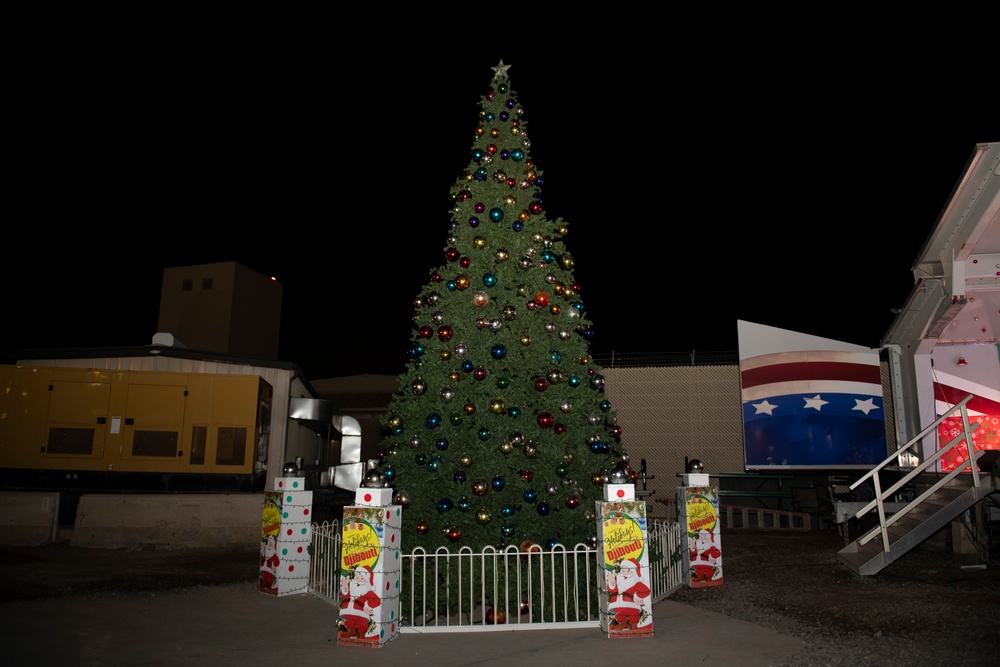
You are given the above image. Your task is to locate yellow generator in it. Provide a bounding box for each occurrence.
[0,365,272,493]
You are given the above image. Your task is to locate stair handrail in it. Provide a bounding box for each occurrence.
[849,394,983,552]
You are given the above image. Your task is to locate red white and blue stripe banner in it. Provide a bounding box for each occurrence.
[738,321,886,469]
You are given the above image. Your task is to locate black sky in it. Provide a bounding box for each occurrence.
[5,27,998,381]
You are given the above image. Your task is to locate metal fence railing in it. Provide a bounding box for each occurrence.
[308,517,685,633]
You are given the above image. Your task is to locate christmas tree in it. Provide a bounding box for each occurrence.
[373,60,629,553]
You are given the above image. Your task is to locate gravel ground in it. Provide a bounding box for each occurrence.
[668,528,1000,667]
[9,525,1000,666]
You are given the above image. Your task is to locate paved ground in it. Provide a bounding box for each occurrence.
[4,527,997,666]
[3,580,806,667]
[2,536,808,666]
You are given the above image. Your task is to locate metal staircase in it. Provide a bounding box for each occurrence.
[837,395,997,576]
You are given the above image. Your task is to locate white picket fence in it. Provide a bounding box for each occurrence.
[309,518,685,633]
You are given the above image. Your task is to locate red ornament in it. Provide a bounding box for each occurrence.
[554,423,567,435]
[459,256,471,268]
[486,607,507,624]
[448,527,461,543]
[537,412,554,428]
[445,247,459,262]
[534,378,548,392]
[437,326,454,342]
[519,469,533,482]
[533,291,550,306]
[419,326,434,339]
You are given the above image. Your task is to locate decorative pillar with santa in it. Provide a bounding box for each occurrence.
[596,469,654,638]
[677,460,723,588]
[258,471,313,597]
[337,483,401,648]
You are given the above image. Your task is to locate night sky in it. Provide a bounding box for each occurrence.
[6,27,998,381]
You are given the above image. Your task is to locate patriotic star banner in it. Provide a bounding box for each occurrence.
[738,320,886,469]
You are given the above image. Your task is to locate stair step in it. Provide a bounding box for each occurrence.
[837,476,988,576]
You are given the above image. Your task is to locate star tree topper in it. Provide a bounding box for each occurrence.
[491,59,511,78]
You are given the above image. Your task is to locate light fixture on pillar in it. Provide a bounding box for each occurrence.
[957,356,968,366]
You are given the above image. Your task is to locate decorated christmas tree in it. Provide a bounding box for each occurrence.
[373,60,629,553]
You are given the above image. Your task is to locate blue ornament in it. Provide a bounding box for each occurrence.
[600,400,612,412]
[458,498,472,512]
[568,376,581,388]
[508,406,521,418]
[462,360,474,373]
[382,466,396,482]
[472,148,485,163]
[474,167,488,181]
[546,538,559,549]
[446,280,457,291]
[436,438,449,450]
[426,413,442,428]
[477,426,491,441]
[489,207,503,222]
[523,488,537,503]
[427,456,442,472]
[490,344,507,360]
[511,148,524,161]
[502,524,515,538]
[436,498,454,514]
[512,221,523,232]
[548,349,562,364]
[501,504,516,517]
[483,272,497,287]
[491,476,505,491]
[542,250,555,263]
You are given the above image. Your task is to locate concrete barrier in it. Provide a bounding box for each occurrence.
[71,493,265,549]
[0,492,61,546]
